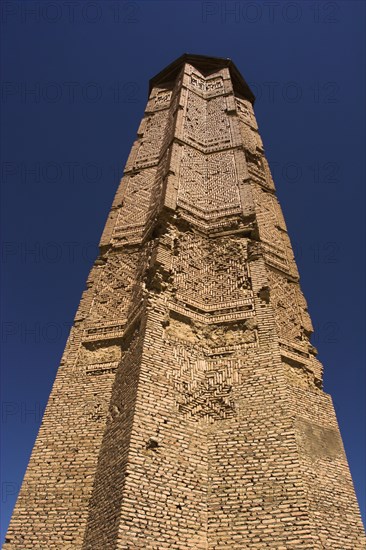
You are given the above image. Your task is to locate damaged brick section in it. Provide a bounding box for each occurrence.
[164,311,257,350]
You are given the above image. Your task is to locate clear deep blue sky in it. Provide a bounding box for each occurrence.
[1,0,365,541]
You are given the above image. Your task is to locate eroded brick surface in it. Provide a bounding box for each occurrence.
[4,55,365,550]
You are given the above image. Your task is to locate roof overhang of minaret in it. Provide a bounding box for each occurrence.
[149,53,255,104]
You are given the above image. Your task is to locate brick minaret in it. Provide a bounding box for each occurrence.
[4,54,365,549]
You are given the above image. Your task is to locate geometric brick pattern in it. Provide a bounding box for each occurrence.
[4,54,365,549]
[177,148,242,218]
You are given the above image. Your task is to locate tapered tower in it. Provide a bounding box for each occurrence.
[4,54,365,549]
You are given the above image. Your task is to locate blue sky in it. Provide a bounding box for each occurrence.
[1,0,365,541]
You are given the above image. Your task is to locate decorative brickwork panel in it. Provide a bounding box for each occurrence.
[183,91,231,150]
[134,109,170,168]
[177,148,241,219]
[112,168,160,243]
[189,71,224,98]
[86,252,139,324]
[251,182,291,271]
[171,232,252,313]
[235,97,257,128]
[148,89,172,112]
[267,267,312,346]
[169,345,239,422]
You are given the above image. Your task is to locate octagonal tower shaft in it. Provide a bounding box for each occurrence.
[4,55,365,549]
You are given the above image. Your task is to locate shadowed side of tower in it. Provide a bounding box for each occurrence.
[4,54,365,549]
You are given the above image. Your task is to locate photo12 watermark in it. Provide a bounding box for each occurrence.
[292,241,341,265]
[201,1,341,25]
[1,241,99,264]
[311,321,341,345]
[247,80,340,104]
[1,161,124,186]
[1,402,46,425]
[0,1,141,25]
[1,321,72,344]
[1,81,141,104]
[268,160,342,186]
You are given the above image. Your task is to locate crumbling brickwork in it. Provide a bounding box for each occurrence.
[4,54,365,549]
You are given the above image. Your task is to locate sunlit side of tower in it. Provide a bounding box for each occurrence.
[4,54,365,549]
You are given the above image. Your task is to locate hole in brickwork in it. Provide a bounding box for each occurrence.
[257,285,270,303]
[146,437,159,450]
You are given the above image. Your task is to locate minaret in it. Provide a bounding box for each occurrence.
[4,54,365,549]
